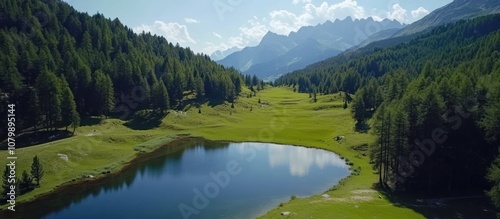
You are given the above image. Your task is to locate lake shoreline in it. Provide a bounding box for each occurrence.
[0,133,352,217]
[0,134,201,213]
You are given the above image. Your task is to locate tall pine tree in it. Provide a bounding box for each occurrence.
[151,80,169,114]
[92,70,114,116]
[35,68,62,130]
[59,76,79,131]
[30,155,44,186]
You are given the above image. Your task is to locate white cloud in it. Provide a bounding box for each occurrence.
[269,10,310,35]
[204,42,230,55]
[411,7,429,19]
[305,0,365,21]
[372,15,383,22]
[387,4,408,23]
[267,144,348,177]
[213,32,222,38]
[133,21,196,45]
[203,18,268,54]
[204,0,370,53]
[184,18,199,24]
[203,0,420,55]
[292,0,312,4]
[268,0,366,35]
[239,19,269,42]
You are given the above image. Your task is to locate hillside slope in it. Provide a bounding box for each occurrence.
[0,0,243,137]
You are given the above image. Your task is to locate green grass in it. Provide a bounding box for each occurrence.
[0,86,425,218]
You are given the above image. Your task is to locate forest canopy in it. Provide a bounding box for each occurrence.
[0,0,245,134]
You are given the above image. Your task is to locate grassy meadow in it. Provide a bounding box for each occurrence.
[0,86,425,218]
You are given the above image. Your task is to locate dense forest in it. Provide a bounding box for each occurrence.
[276,15,500,206]
[0,0,248,137]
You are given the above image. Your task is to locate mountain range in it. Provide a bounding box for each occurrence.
[210,46,242,61]
[217,17,405,80]
[217,0,500,81]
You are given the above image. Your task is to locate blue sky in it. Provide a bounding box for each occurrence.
[63,0,453,55]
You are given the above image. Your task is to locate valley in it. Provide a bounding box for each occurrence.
[1,0,500,218]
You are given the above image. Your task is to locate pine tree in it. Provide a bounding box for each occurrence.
[372,103,393,186]
[71,110,80,134]
[2,166,11,200]
[194,76,204,99]
[30,155,44,186]
[20,170,33,192]
[92,70,114,116]
[418,84,444,133]
[383,110,392,184]
[252,75,259,86]
[224,78,236,102]
[35,68,62,130]
[74,57,92,115]
[352,94,366,125]
[80,31,92,51]
[22,87,41,132]
[233,77,242,94]
[151,80,170,114]
[59,76,79,130]
[487,153,500,208]
[186,71,195,92]
[172,67,186,103]
[390,105,409,179]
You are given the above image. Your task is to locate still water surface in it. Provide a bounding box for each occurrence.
[7,140,350,219]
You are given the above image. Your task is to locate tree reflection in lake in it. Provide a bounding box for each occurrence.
[0,140,349,219]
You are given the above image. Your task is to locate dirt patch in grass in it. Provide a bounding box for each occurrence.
[310,104,344,111]
[351,144,369,152]
[310,190,378,204]
[351,196,375,202]
[278,101,299,105]
[311,196,374,203]
[350,189,377,194]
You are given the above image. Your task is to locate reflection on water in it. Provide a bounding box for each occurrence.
[0,139,349,219]
[268,145,348,177]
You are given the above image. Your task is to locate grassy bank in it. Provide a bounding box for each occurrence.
[0,87,425,218]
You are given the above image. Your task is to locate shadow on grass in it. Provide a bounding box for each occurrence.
[0,130,73,150]
[124,110,168,130]
[354,123,370,133]
[372,182,498,219]
[177,96,228,110]
[207,98,226,107]
[80,117,104,126]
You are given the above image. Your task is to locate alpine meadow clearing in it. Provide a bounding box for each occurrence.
[0,86,425,218]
